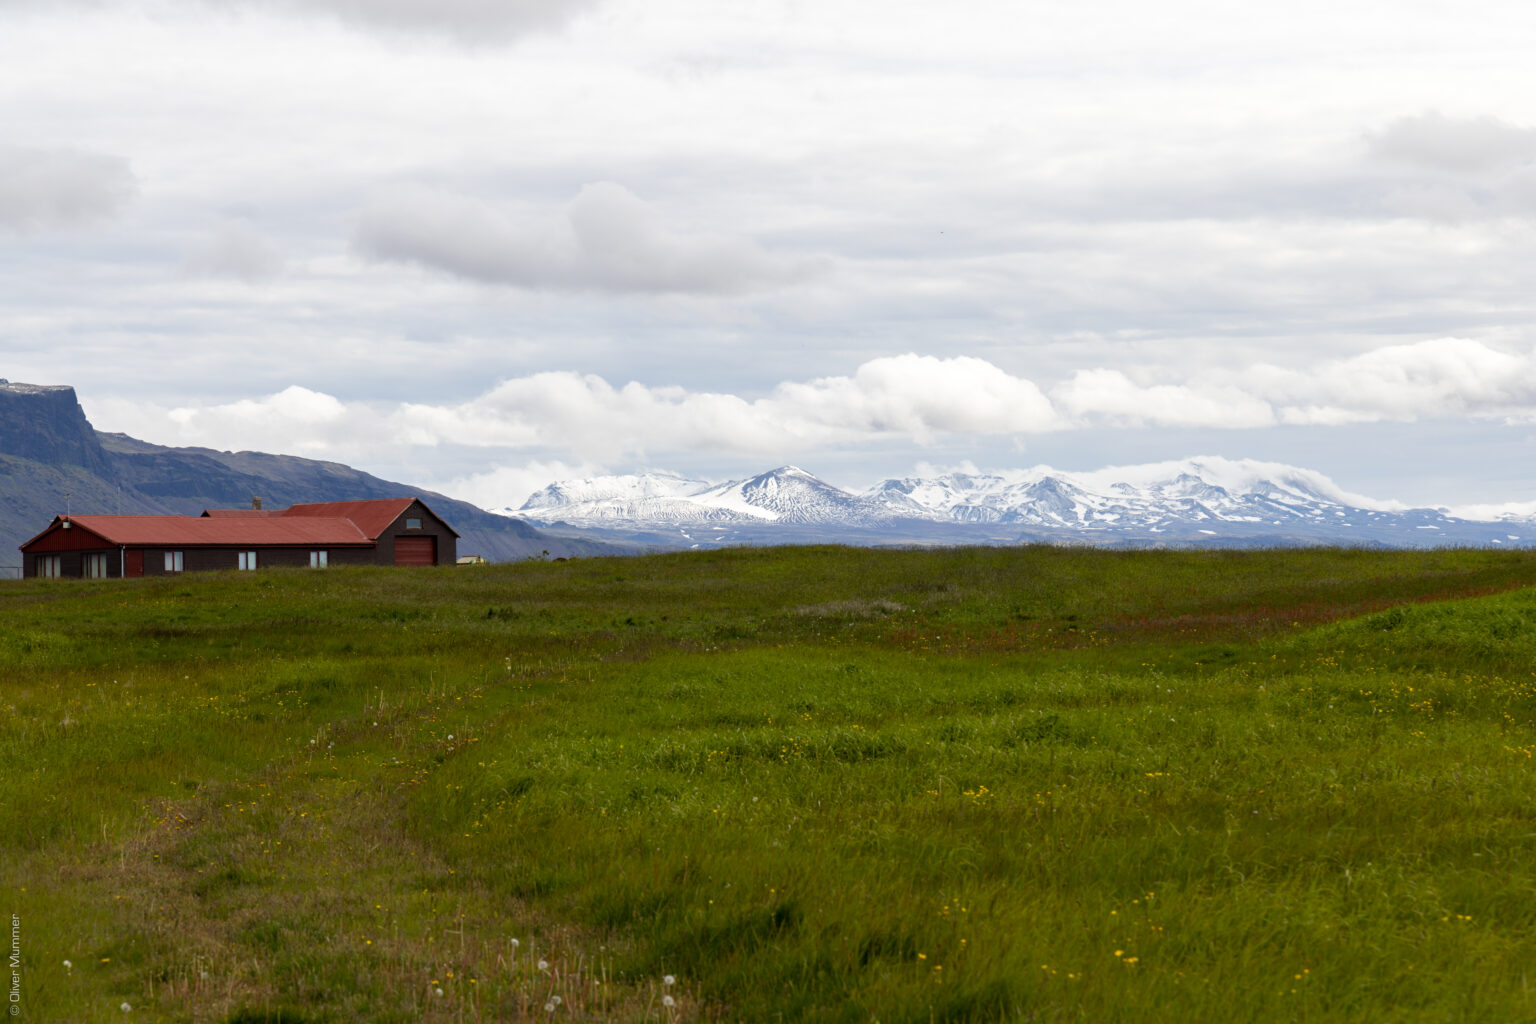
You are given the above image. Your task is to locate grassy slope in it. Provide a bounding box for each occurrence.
[3,546,1536,1022]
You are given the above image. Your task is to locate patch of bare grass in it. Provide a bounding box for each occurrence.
[792,598,905,619]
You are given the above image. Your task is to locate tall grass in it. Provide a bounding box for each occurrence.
[2,546,1535,1021]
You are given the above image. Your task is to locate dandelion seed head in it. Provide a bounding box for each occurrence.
[663,994,676,1007]
[663,974,676,986]
[435,987,444,996]
[538,958,549,971]
[120,1003,132,1013]
[551,995,562,1006]
[510,938,520,948]
[63,960,72,970]
[544,1002,556,1013]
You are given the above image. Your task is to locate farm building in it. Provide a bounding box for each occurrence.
[18,497,458,578]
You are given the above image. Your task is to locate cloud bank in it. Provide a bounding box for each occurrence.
[0,0,597,43]
[92,341,1536,473]
[250,0,598,42]
[354,183,822,294]
[1368,112,1536,174]
[182,220,284,282]
[0,145,135,231]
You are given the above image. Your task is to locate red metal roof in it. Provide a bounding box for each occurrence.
[19,496,457,554]
[281,498,458,538]
[31,515,372,547]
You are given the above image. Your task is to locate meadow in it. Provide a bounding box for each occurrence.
[3,544,1536,1022]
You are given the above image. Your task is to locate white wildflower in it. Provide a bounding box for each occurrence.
[663,974,676,986]
[62,960,72,970]
[663,994,676,1007]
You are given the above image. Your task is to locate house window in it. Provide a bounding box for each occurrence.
[405,517,422,530]
[37,555,61,578]
[310,550,328,568]
[84,553,109,578]
[164,551,184,573]
[237,550,258,571]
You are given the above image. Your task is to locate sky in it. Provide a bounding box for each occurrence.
[4,0,1536,514]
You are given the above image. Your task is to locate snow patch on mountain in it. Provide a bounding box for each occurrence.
[500,456,1530,548]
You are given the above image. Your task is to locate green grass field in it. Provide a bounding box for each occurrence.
[4,545,1536,1022]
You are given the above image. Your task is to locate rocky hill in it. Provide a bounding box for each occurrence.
[0,380,616,573]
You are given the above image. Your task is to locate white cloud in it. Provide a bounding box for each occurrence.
[1368,112,1536,174]
[353,182,824,295]
[771,355,1061,441]
[1258,338,1536,425]
[156,385,355,454]
[246,0,599,43]
[100,356,1059,466]
[89,343,1536,474]
[1052,369,1276,429]
[0,145,135,231]
[1053,339,1536,430]
[0,0,597,44]
[182,220,283,282]
[1447,499,1536,523]
[433,458,605,511]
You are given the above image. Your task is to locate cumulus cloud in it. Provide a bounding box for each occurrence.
[1447,499,1536,523]
[1052,339,1536,429]
[1052,369,1276,429]
[0,145,135,231]
[771,355,1060,441]
[112,355,1059,465]
[353,182,823,295]
[1368,112,1536,174]
[1260,338,1536,425]
[91,342,1536,475]
[182,220,284,282]
[435,458,605,511]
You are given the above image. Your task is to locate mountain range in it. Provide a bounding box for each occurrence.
[510,461,1535,550]
[0,380,618,573]
[7,380,1530,565]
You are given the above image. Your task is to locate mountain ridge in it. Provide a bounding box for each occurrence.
[508,460,1533,550]
[0,381,618,570]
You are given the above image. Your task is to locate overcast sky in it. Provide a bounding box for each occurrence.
[4,0,1536,512]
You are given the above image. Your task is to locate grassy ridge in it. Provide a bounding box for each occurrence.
[3,546,1536,1022]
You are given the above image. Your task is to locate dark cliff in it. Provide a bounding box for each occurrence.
[0,381,620,572]
[0,381,112,475]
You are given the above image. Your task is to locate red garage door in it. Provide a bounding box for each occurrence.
[394,536,437,566]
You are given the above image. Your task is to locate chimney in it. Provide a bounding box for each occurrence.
[252,496,263,511]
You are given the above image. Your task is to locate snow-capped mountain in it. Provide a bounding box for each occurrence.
[514,466,893,528]
[502,457,1533,549]
[691,466,898,524]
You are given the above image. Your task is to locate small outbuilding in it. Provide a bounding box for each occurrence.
[19,497,458,578]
